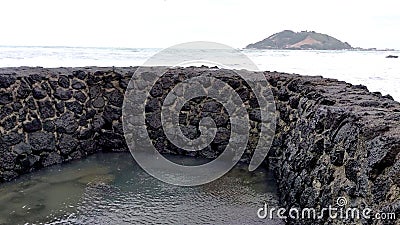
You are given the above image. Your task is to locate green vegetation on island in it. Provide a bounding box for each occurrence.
[246,30,353,50]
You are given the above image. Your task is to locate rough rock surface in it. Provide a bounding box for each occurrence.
[0,67,399,225]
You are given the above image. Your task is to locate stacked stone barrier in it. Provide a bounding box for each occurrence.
[0,66,398,224]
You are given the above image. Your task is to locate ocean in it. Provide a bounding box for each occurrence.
[0,46,399,101]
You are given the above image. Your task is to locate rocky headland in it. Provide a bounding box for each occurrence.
[246,30,353,50]
[0,67,399,224]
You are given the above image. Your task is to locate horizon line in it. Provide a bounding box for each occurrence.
[0,44,398,51]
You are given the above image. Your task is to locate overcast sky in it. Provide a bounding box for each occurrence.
[1,0,399,49]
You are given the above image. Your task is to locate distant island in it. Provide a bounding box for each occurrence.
[246,30,353,50]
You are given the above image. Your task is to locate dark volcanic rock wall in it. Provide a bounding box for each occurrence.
[266,73,399,224]
[0,67,130,182]
[0,67,399,225]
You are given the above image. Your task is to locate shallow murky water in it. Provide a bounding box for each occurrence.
[0,153,282,225]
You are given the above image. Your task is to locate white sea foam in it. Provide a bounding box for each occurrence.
[1,46,399,101]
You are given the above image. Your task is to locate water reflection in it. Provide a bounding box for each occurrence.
[0,153,282,225]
